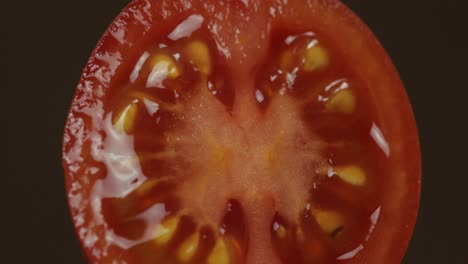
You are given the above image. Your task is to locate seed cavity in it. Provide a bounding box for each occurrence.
[280,49,295,71]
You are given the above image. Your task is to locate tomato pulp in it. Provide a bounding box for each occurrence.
[62,0,421,263]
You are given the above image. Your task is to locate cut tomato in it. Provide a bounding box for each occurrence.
[63,0,420,263]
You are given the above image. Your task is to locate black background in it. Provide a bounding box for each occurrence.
[5,0,468,263]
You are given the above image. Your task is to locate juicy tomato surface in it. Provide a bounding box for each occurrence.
[62,0,421,263]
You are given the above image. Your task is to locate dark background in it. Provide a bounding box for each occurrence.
[5,0,468,263]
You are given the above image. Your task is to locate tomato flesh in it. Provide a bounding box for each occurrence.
[63,0,420,263]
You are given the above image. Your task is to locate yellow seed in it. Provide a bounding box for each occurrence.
[113,103,138,133]
[314,210,344,235]
[150,54,180,79]
[335,165,366,186]
[185,40,212,75]
[326,89,356,114]
[154,217,179,245]
[207,239,230,264]
[178,232,200,261]
[276,225,287,239]
[302,45,328,71]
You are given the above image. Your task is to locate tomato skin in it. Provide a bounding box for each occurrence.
[63,0,420,263]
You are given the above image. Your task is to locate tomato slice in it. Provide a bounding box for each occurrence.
[63,0,421,263]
